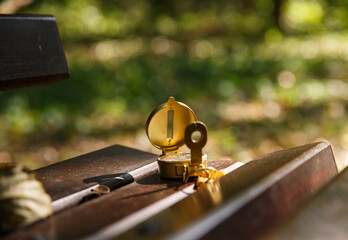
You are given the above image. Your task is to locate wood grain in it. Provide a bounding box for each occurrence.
[3,143,337,240]
[35,145,158,201]
[262,165,348,240]
[0,14,69,91]
[3,145,234,240]
[115,142,338,240]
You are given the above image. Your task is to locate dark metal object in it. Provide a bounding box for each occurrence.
[51,162,158,212]
[262,164,348,239]
[114,142,337,240]
[0,14,69,90]
[100,172,134,190]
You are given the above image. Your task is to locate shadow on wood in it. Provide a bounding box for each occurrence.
[2,142,337,240]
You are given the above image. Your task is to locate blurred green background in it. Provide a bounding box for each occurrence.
[0,0,348,171]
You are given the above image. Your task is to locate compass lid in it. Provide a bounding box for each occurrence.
[146,97,196,154]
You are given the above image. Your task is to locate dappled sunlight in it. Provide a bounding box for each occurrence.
[284,0,324,30]
[300,40,319,59]
[92,38,144,63]
[259,33,348,61]
[151,36,170,55]
[277,71,296,89]
[219,102,265,122]
[0,0,348,171]
[326,102,345,119]
[156,15,178,36]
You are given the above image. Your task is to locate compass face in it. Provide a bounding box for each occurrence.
[146,97,196,153]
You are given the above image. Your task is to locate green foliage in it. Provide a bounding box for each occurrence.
[1,0,348,170]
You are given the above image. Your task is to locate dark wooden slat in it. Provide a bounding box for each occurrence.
[35,145,158,200]
[262,165,348,239]
[3,144,234,240]
[0,14,69,91]
[114,142,337,240]
[3,142,337,240]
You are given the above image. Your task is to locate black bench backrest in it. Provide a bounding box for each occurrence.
[0,14,69,91]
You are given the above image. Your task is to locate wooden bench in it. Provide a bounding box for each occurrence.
[263,161,348,239]
[0,14,340,240]
[0,14,68,90]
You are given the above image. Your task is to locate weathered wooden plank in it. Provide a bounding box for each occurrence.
[0,14,69,90]
[3,144,235,240]
[35,145,158,201]
[3,142,337,240]
[262,165,348,240]
[112,142,337,240]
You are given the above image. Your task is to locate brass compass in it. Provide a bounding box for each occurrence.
[146,97,208,179]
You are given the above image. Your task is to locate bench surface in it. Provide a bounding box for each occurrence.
[3,142,338,240]
[263,164,348,239]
